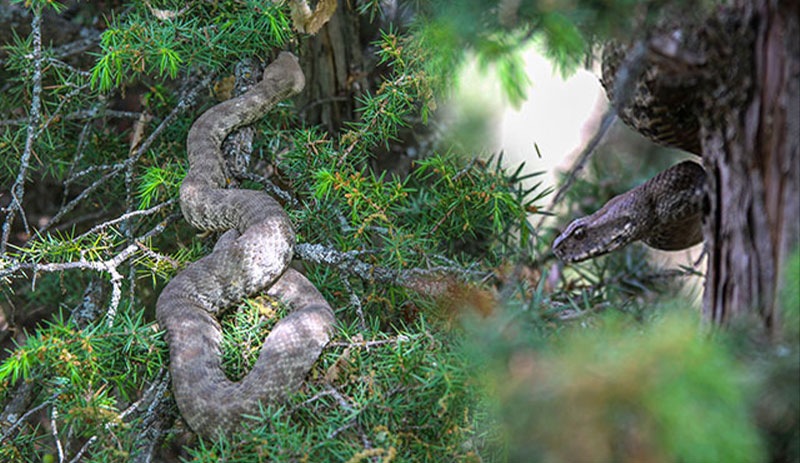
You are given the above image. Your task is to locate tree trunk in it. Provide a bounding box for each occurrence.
[298,0,368,133]
[701,0,799,336]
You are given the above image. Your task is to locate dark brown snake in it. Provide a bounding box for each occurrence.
[155,52,334,438]
[553,41,707,263]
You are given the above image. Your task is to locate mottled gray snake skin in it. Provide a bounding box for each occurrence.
[156,52,334,438]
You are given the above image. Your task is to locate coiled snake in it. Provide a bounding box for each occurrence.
[155,52,334,438]
[553,41,707,263]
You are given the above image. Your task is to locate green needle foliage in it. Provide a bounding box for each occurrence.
[0,310,166,460]
[137,162,184,209]
[90,2,292,91]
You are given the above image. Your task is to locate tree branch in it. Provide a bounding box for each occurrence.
[1,9,44,254]
[39,72,216,233]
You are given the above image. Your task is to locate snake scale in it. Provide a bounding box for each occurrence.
[156,52,334,438]
[553,40,707,263]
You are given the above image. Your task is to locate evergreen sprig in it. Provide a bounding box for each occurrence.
[90,2,292,91]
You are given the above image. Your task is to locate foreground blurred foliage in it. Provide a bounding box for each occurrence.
[467,249,799,463]
[465,306,765,462]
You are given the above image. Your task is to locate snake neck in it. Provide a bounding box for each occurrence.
[182,52,305,232]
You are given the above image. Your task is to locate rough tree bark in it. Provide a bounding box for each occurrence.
[698,0,799,335]
[297,0,368,132]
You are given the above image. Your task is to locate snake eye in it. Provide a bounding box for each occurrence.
[573,226,586,241]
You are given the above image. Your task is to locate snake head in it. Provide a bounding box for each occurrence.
[271,52,306,95]
[552,195,641,263]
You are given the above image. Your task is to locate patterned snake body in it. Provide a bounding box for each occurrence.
[553,41,707,263]
[156,52,334,438]
[553,161,705,263]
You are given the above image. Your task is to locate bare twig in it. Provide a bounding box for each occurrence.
[0,392,58,443]
[67,436,98,463]
[544,110,617,215]
[342,278,367,331]
[328,335,410,349]
[541,41,647,228]
[51,407,65,463]
[0,217,175,324]
[44,57,92,78]
[65,162,120,186]
[50,31,101,61]
[295,242,486,287]
[40,72,216,233]
[1,9,44,254]
[236,171,299,207]
[76,200,177,240]
[35,81,93,138]
[0,109,141,127]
